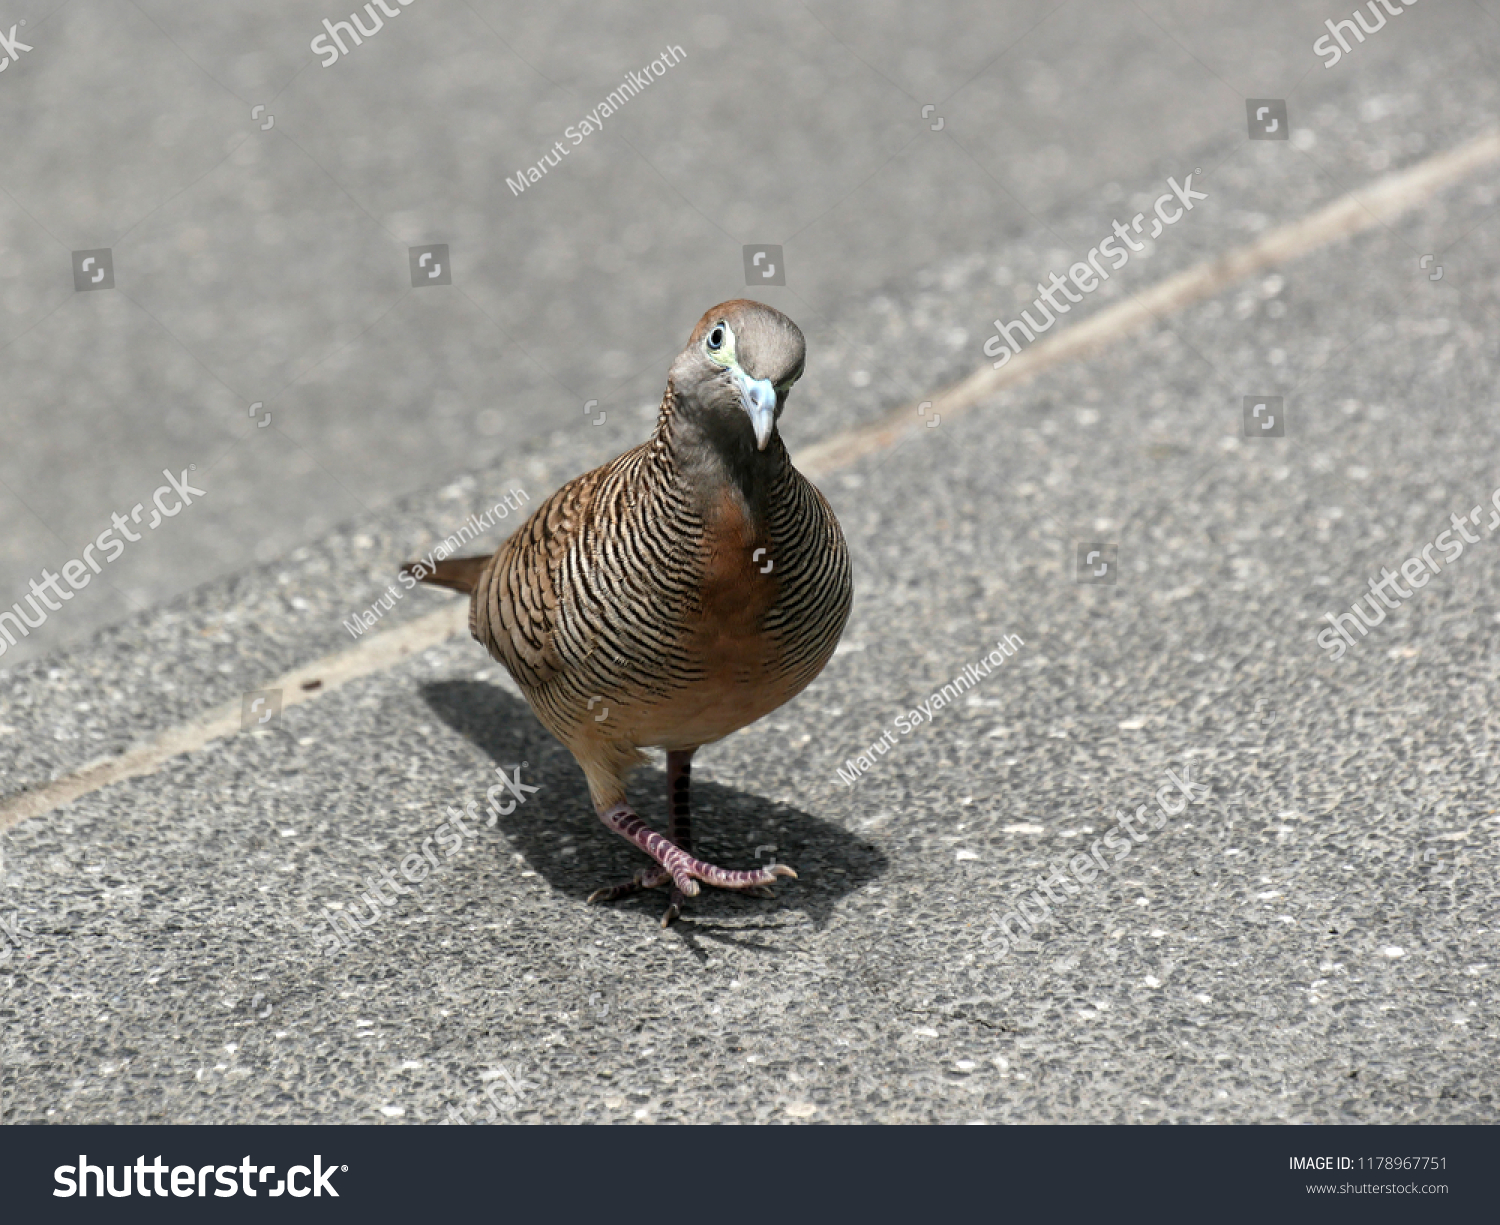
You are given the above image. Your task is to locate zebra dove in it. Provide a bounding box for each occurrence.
[404,300,852,924]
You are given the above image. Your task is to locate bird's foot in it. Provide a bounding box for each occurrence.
[587,866,671,904]
[587,863,791,925]
[586,868,691,927]
[662,852,797,897]
[591,802,797,924]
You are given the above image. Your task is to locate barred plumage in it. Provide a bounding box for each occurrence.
[406,301,851,924]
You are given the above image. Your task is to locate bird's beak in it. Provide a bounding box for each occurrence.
[735,370,778,451]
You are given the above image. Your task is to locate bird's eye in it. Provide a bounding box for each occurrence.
[706,324,726,351]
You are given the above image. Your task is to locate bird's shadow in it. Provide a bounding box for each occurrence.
[418,681,887,933]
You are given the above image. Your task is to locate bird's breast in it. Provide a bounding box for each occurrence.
[696,487,780,635]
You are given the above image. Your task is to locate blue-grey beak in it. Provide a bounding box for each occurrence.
[736,371,777,451]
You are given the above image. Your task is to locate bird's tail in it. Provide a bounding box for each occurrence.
[400,554,490,595]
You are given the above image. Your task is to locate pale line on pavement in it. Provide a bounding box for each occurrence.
[0,601,467,830]
[797,128,1500,476]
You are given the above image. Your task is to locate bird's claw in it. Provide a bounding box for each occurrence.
[588,866,671,904]
[591,859,797,922]
[670,871,701,898]
[659,889,686,928]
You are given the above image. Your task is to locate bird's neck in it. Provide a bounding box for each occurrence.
[655,382,786,525]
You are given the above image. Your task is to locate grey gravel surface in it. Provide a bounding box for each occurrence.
[1,1,1498,1123]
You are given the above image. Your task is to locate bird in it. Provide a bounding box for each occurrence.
[403,300,853,925]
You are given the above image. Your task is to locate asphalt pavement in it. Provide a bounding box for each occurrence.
[0,0,1498,1124]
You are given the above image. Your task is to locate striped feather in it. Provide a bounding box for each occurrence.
[466,382,851,806]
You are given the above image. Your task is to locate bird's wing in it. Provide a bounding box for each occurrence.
[471,458,614,692]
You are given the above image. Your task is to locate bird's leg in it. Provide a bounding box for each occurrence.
[586,750,794,923]
[666,753,777,903]
[661,750,695,924]
[593,802,794,893]
[668,749,694,853]
[588,798,795,916]
[584,751,697,913]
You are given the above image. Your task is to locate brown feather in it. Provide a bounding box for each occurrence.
[404,301,851,818]
[400,554,489,595]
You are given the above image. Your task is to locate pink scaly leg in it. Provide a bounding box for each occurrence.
[585,750,795,925]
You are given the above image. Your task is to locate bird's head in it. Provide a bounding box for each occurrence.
[667,300,805,455]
